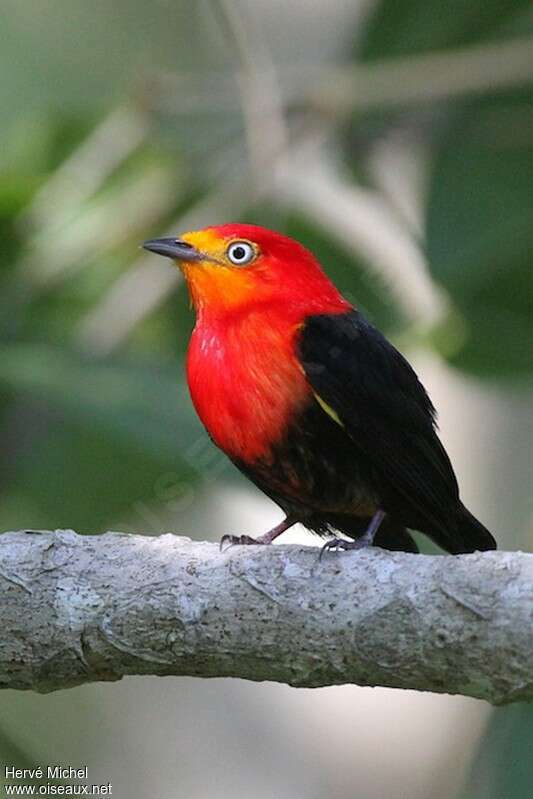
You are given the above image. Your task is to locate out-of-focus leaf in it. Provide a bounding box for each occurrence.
[0,722,66,791]
[0,1,217,129]
[359,0,532,60]
[0,727,37,775]
[5,414,187,533]
[0,344,201,460]
[425,92,533,377]
[0,344,219,531]
[460,705,533,798]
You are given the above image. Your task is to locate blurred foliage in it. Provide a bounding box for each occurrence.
[359,0,533,59]
[346,21,533,378]
[0,0,531,535]
[0,1,532,795]
[460,704,533,798]
[426,90,533,375]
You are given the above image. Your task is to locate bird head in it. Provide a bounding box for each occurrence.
[143,224,349,320]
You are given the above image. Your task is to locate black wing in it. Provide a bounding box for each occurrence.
[298,309,462,549]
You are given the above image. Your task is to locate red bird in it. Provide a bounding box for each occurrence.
[143,224,496,555]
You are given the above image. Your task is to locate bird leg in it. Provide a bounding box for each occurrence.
[319,510,386,560]
[220,516,297,551]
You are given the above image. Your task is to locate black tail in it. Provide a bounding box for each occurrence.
[321,505,495,555]
[446,503,497,554]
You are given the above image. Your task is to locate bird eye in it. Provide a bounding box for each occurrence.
[227,241,256,266]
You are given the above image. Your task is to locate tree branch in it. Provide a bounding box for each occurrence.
[0,530,531,703]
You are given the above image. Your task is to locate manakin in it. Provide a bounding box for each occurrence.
[143,224,497,555]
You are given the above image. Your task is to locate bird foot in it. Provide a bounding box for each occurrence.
[319,536,372,561]
[319,510,386,561]
[219,533,271,551]
[219,517,297,552]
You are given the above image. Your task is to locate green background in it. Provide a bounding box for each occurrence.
[1,1,532,797]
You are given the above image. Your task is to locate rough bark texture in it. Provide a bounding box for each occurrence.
[0,529,531,702]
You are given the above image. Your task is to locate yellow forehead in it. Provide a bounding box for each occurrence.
[181,229,227,259]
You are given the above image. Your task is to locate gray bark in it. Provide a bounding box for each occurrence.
[0,529,531,702]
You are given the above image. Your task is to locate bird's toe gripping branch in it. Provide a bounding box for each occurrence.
[319,509,386,561]
[219,516,297,551]
[219,533,267,551]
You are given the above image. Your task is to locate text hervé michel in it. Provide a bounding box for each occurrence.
[5,768,88,781]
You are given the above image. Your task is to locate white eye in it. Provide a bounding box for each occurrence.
[227,241,256,266]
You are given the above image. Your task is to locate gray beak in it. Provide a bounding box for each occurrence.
[142,237,203,261]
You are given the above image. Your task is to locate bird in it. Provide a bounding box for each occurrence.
[143,224,497,556]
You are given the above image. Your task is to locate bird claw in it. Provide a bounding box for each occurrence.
[219,534,267,552]
[319,537,370,561]
[220,517,296,551]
